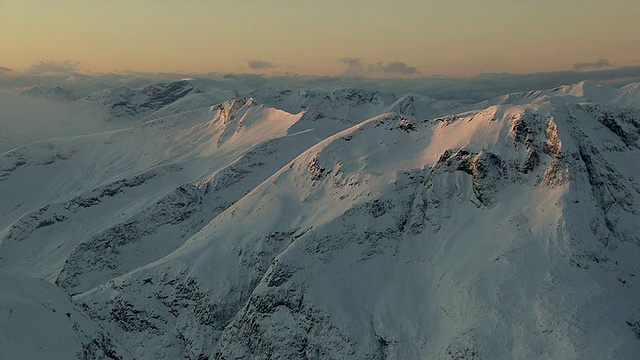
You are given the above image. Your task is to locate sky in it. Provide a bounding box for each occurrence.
[1,0,639,77]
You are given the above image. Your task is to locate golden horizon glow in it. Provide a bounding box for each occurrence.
[1,0,639,77]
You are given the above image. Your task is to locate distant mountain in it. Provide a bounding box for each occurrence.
[1,80,640,359]
[79,80,203,119]
[21,86,77,101]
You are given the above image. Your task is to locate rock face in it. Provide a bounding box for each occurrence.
[81,80,200,118]
[1,80,640,359]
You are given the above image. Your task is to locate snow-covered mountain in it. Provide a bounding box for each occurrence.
[1,79,640,359]
[21,86,77,102]
[0,269,131,359]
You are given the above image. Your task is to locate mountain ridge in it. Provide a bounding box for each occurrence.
[1,80,639,359]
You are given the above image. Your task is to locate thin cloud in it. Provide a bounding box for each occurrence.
[2,60,640,102]
[247,60,279,70]
[574,59,614,71]
[0,60,160,96]
[368,61,419,75]
[338,59,419,76]
[338,58,365,76]
[25,60,81,75]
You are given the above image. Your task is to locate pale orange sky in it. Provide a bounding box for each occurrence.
[1,0,639,77]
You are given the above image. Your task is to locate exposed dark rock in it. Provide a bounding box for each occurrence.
[78,333,123,360]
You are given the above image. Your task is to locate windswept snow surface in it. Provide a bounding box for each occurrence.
[1,79,640,359]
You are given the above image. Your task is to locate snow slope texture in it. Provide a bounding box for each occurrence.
[1,79,640,359]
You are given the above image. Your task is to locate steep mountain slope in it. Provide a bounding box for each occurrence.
[1,80,640,359]
[0,269,131,359]
[0,97,341,289]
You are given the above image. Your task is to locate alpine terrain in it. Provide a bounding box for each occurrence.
[1,78,640,359]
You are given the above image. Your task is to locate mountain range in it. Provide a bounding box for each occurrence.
[1,78,640,359]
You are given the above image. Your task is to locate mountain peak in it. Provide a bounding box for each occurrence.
[555,80,620,102]
[20,86,76,101]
